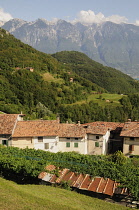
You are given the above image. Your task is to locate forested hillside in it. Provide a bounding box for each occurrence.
[0,28,103,119]
[52,51,139,93]
[1,28,139,122]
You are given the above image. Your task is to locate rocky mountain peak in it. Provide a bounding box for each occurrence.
[2,18,139,77]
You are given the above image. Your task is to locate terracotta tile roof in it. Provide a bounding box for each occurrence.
[13,121,110,138]
[59,123,110,137]
[120,122,139,137]
[0,114,19,135]
[83,122,124,135]
[12,120,60,137]
[83,121,124,130]
[58,124,87,138]
[85,126,109,135]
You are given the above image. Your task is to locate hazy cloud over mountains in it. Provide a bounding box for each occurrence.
[0,8,13,22]
[73,10,128,25]
[1,7,139,25]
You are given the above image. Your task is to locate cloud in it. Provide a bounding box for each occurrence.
[135,20,139,26]
[73,10,128,25]
[0,8,13,22]
[106,15,128,24]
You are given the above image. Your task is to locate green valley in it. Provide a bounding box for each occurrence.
[1,28,139,122]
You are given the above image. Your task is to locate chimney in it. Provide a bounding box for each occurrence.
[57,116,60,123]
[77,121,80,126]
[18,111,25,121]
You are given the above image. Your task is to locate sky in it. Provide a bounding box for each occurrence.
[1,0,139,25]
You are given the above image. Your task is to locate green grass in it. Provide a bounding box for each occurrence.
[0,177,131,210]
[42,72,64,84]
[0,111,6,114]
[88,93,124,106]
[69,93,124,107]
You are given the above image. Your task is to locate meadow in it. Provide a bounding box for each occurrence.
[0,177,131,210]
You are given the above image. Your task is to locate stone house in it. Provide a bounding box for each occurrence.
[0,114,124,155]
[0,114,24,146]
[11,119,60,152]
[11,119,111,155]
[83,122,124,155]
[120,121,139,155]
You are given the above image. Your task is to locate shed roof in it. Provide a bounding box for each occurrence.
[38,165,128,197]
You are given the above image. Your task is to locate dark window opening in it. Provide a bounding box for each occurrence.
[2,140,7,146]
[38,136,43,142]
[130,137,135,141]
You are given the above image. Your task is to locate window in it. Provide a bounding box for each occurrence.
[95,142,99,147]
[74,143,78,148]
[96,136,99,139]
[129,145,134,152]
[44,143,49,149]
[38,136,43,142]
[75,138,78,140]
[66,142,70,147]
[130,137,135,141]
[2,140,7,146]
[66,137,70,140]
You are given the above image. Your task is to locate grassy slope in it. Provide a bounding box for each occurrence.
[69,93,124,107]
[0,177,130,210]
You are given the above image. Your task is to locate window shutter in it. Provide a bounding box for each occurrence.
[74,143,78,148]
[95,142,99,147]
[66,142,70,147]
[129,145,134,152]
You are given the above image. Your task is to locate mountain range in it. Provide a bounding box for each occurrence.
[2,18,139,78]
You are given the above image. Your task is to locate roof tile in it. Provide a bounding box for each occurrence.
[0,114,19,134]
[120,122,139,137]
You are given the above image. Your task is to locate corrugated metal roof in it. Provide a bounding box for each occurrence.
[38,165,128,197]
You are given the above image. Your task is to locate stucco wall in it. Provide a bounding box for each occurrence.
[34,136,59,153]
[87,134,103,155]
[123,137,139,155]
[87,131,110,155]
[59,137,87,154]
[11,137,34,149]
[102,131,110,155]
